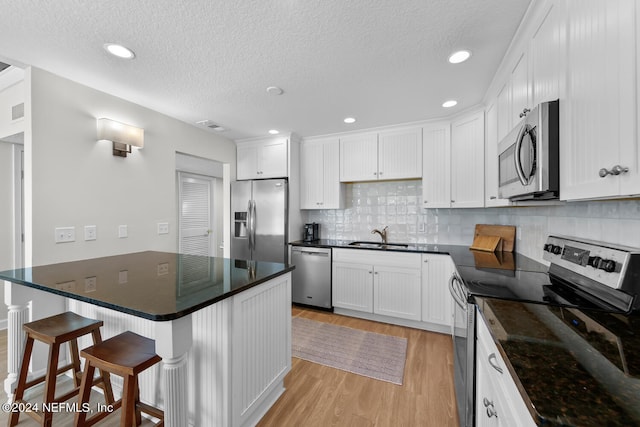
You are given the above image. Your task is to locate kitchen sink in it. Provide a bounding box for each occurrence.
[348,241,409,249]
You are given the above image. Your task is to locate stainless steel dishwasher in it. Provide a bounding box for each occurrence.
[291,246,332,309]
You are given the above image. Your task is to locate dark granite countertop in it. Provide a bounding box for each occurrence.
[0,251,294,321]
[476,297,640,426]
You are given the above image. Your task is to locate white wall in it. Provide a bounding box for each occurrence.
[27,67,236,265]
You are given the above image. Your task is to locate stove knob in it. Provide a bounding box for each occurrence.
[544,244,553,252]
[552,245,563,255]
[600,259,616,273]
[588,256,602,268]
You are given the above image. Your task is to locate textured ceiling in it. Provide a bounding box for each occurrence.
[0,0,530,140]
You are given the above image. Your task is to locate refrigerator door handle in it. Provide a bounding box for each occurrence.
[251,199,257,249]
[247,200,254,252]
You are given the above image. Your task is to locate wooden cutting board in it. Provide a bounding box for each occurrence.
[473,224,516,252]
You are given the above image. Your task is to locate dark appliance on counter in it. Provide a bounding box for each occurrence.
[498,99,559,201]
[449,235,640,426]
[303,223,319,242]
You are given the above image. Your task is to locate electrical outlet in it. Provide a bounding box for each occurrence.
[418,222,425,232]
[84,276,97,292]
[157,262,169,276]
[157,222,169,235]
[118,270,128,284]
[84,225,97,241]
[55,227,75,243]
[118,225,128,238]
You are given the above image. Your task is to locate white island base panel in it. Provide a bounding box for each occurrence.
[4,273,292,427]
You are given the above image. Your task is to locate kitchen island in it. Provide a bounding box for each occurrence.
[0,252,294,427]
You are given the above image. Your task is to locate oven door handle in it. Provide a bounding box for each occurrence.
[514,123,532,186]
[449,273,466,310]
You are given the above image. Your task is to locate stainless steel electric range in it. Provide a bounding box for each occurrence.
[450,235,640,427]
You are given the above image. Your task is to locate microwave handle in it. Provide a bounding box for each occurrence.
[514,124,530,186]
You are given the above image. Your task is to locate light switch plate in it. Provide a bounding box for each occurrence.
[55,227,75,243]
[157,222,169,235]
[119,270,128,284]
[118,225,128,238]
[157,262,169,276]
[84,277,97,292]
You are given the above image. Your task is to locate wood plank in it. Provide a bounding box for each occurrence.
[474,224,516,252]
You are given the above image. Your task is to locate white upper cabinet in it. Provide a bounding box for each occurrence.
[450,111,485,208]
[300,138,344,209]
[531,1,565,105]
[510,51,531,126]
[496,83,511,143]
[377,127,422,180]
[422,122,451,208]
[237,137,288,180]
[340,127,422,182]
[561,0,640,200]
[485,102,510,207]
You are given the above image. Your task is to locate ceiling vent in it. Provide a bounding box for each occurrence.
[196,120,225,132]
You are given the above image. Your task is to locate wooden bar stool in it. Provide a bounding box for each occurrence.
[9,311,115,427]
[74,331,164,427]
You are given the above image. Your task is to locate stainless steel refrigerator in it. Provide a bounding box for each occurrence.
[231,178,288,264]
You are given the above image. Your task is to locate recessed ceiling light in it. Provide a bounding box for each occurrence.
[104,43,136,59]
[448,50,471,64]
[268,129,279,135]
[442,100,458,108]
[266,86,284,96]
[344,117,356,124]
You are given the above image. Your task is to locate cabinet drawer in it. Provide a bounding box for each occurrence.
[332,248,420,268]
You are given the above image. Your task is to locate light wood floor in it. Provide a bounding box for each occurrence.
[0,308,458,426]
[258,307,459,427]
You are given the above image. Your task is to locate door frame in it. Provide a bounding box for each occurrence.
[13,144,24,268]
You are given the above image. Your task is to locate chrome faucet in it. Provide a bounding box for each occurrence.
[371,226,388,244]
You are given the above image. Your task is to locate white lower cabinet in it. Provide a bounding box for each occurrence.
[476,310,536,427]
[333,249,453,329]
[421,254,454,327]
[332,249,421,321]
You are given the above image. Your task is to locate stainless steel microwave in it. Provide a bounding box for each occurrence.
[498,100,559,201]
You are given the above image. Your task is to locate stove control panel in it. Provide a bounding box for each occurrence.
[543,236,637,291]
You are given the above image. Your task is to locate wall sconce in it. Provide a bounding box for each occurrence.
[97,118,144,157]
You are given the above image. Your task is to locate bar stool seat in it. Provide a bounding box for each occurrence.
[74,331,164,427]
[9,311,115,427]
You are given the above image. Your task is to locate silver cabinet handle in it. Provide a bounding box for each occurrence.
[488,353,503,374]
[519,107,531,118]
[423,200,428,203]
[373,172,378,176]
[379,171,383,175]
[490,196,497,200]
[374,271,379,275]
[599,165,629,178]
[486,406,498,418]
[483,397,494,408]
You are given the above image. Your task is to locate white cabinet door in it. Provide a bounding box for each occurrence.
[451,111,485,208]
[421,254,454,327]
[237,144,258,180]
[322,139,344,209]
[562,0,638,200]
[422,122,451,208]
[531,1,565,106]
[510,51,530,127]
[237,138,288,179]
[378,127,422,180]
[300,141,324,209]
[485,102,510,207]
[259,138,288,178]
[496,83,511,143]
[332,262,373,313]
[340,133,378,181]
[374,265,421,321]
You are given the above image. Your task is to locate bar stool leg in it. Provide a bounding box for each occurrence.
[8,335,34,427]
[69,338,82,387]
[42,342,61,426]
[74,362,96,427]
[121,375,136,427]
[133,377,142,426]
[90,329,115,404]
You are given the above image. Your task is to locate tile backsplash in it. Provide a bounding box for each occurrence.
[303,180,640,264]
